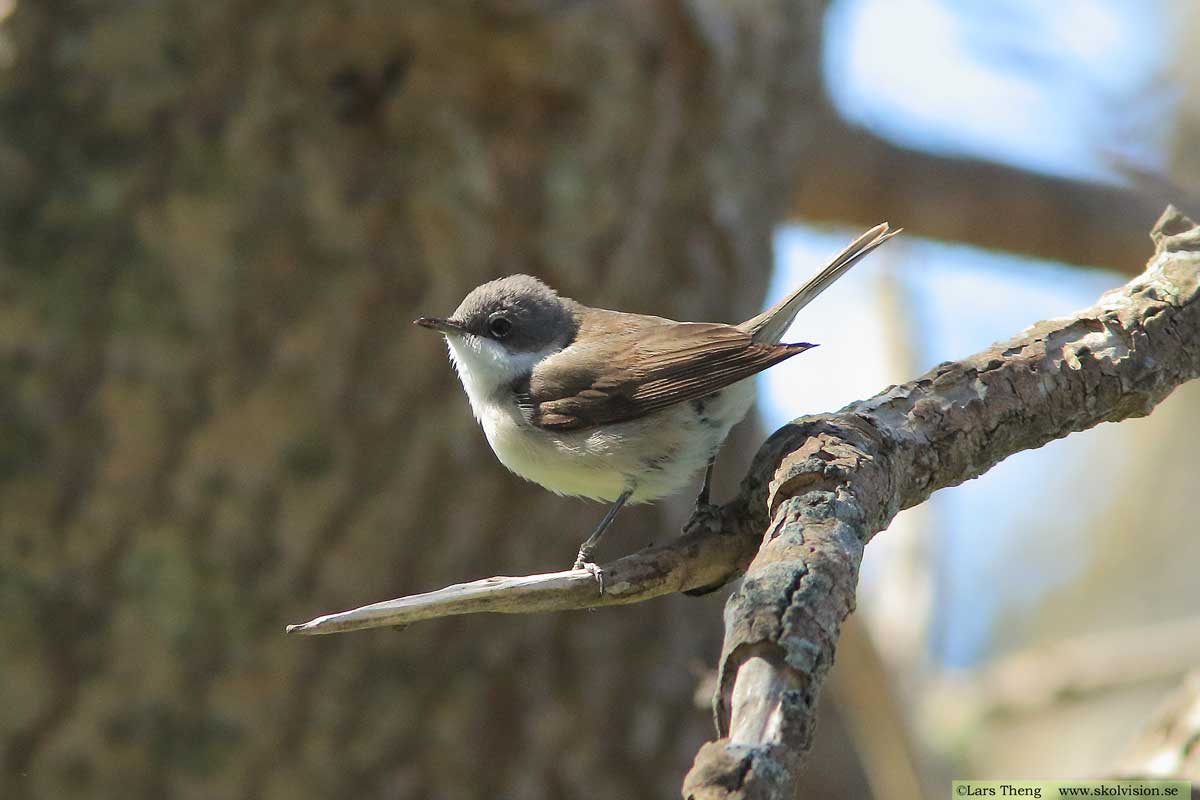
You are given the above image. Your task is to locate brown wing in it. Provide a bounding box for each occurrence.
[521,315,813,431]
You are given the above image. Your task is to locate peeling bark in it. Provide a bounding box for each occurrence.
[684,208,1200,799]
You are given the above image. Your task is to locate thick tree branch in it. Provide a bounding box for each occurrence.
[288,208,1199,798]
[683,207,1200,799]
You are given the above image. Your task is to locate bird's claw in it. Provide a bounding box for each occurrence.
[574,560,605,595]
[685,500,723,534]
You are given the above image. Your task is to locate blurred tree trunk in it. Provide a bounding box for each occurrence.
[0,2,878,798]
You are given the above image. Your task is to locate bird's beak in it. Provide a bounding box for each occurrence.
[413,316,467,336]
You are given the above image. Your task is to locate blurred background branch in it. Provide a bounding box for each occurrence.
[791,107,1176,275]
[1114,670,1200,785]
[931,615,1200,725]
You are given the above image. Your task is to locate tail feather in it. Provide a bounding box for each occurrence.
[740,223,900,344]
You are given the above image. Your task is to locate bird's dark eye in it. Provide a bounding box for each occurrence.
[488,315,513,338]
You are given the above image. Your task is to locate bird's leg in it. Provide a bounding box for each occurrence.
[694,457,717,508]
[685,454,724,548]
[573,488,633,574]
[682,457,729,597]
[686,456,722,530]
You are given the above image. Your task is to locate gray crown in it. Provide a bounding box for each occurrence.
[452,275,580,352]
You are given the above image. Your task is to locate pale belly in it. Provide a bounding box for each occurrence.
[477,381,757,503]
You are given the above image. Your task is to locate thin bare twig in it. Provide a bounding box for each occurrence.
[287,506,755,634]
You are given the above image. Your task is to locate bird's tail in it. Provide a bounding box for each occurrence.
[740,223,900,345]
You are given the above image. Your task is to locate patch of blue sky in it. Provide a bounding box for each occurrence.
[823,0,1176,183]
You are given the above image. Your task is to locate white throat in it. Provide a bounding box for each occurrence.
[445,335,555,424]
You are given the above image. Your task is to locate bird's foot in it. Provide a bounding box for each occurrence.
[684,499,723,535]
[680,499,730,597]
[573,552,605,595]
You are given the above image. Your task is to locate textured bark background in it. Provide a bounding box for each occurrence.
[0,2,864,799]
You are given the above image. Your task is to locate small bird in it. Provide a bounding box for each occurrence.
[416,223,898,575]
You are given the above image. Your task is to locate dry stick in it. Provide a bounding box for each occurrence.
[286,503,758,635]
[288,208,1200,800]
